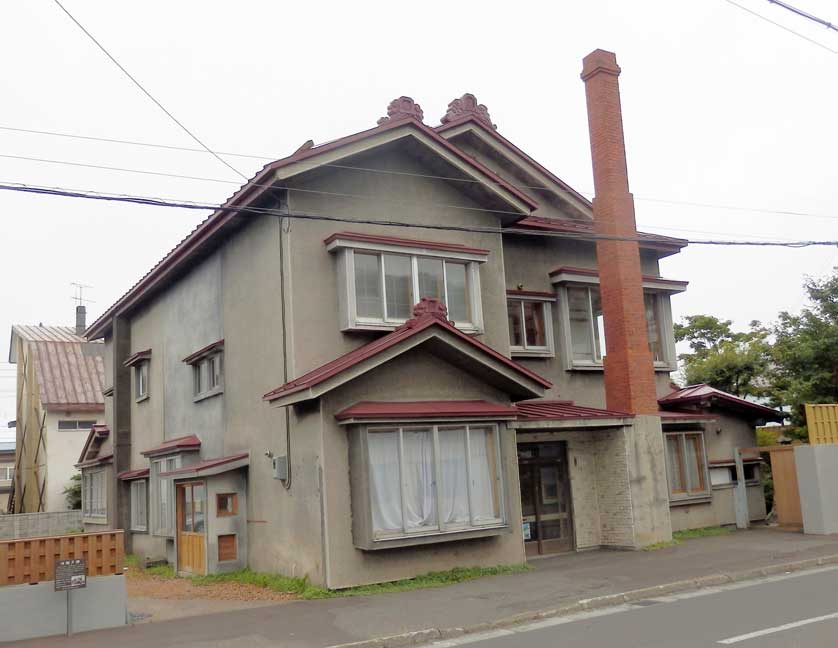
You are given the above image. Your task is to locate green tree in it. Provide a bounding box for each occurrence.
[769,268,838,427]
[674,315,770,398]
[64,473,82,510]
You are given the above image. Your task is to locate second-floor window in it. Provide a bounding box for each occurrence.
[58,420,97,431]
[507,295,555,357]
[193,353,223,400]
[354,252,476,327]
[135,361,149,401]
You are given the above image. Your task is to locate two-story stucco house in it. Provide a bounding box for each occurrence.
[8,307,105,513]
[78,50,780,588]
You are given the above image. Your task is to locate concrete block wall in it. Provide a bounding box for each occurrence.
[594,429,636,547]
[0,510,83,540]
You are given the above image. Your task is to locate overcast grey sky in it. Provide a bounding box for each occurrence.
[1,0,836,423]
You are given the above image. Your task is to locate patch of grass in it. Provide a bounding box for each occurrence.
[673,526,733,541]
[189,564,530,600]
[643,525,734,551]
[143,564,176,578]
[124,553,141,568]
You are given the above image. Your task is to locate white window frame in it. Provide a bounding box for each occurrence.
[82,469,106,520]
[130,479,148,532]
[135,361,149,402]
[556,285,677,371]
[1,466,14,480]
[191,352,224,402]
[334,246,485,334]
[57,420,98,431]
[664,430,711,503]
[507,295,555,357]
[152,455,181,537]
[364,423,505,541]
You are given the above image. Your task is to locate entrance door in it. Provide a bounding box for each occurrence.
[518,441,573,556]
[176,482,206,575]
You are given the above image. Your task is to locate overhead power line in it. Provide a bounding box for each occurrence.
[766,0,838,32]
[1,147,837,223]
[52,0,249,180]
[1,181,836,249]
[723,0,838,53]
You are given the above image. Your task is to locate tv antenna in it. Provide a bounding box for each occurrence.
[70,282,95,306]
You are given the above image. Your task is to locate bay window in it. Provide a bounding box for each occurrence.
[567,286,605,364]
[645,293,665,363]
[507,295,555,357]
[366,424,504,541]
[328,235,485,333]
[664,431,710,501]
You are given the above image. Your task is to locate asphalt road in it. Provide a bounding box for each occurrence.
[426,567,838,648]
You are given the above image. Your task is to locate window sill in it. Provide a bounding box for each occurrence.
[511,349,555,359]
[130,527,148,533]
[567,362,604,372]
[193,386,224,403]
[135,395,150,404]
[344,322,483,336]
[669,494,713,507]
[358,523,508,551]
[654,363,678,373]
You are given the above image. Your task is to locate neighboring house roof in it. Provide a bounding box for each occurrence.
[9,325,106,412]
[335,400,518,423]
[160,452,249,479]
[85,113,538,341]
[141,434,202,457]
[263,298,551,406]
[515,400,630,420]
[659,384,784,422]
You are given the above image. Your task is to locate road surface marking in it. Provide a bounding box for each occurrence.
[717,612,838,644]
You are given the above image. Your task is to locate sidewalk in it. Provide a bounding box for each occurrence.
[17,527,838,648]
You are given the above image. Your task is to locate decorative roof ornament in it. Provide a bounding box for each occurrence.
[377,96,424,125]
[398,298,452,330]
[440,93,496,130]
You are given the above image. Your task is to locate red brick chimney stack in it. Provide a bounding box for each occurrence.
[581,49,659,415]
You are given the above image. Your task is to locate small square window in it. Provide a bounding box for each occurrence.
[192,353,224,400]
[216,493,238,517]
[507,297,554,357]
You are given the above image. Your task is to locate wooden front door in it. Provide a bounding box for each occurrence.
[518,441,574,556]
[176,482,206,575]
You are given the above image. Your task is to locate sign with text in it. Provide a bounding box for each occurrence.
[55,559,86,591]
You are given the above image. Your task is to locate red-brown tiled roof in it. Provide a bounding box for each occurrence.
[659,384,784,421]
[182,339,224,365]
[160,452,249,477]
[335,400,518,421]
[515,216,687,250]
[141,434,202,457]
[118,467,150,481]
[515,400,631,420]
[29,341,105,412]
[263,298,551,402]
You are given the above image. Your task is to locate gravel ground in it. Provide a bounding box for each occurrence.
[126,566,298,602]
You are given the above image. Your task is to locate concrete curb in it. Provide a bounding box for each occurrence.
[331,554,838,648]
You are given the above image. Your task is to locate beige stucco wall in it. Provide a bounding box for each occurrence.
[45,412,104,512]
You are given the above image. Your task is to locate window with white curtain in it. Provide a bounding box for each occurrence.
[82,469,106,519]
[152,456,181,536]
[367,424,503,539]
[130,479,148,531]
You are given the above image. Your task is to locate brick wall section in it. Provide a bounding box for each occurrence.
[581,49,659,415]
[567,436,601,548]
[594,429,636,546]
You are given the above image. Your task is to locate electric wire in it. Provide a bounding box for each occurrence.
[52,0,249,180]
[2,181,836,248]
[723,0,838,53]
[2,124,837,221]
[766,0,838,32]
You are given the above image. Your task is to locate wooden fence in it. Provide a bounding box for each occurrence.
[0,530,124,586]
[805,404,838,445]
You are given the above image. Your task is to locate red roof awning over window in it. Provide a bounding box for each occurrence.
[335,400,518,422]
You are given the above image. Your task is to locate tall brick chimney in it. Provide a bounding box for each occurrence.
[581,49,658,415]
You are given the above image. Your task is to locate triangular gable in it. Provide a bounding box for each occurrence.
[88,112,538,341]
[436,105,592,219]
[263,298,551,407]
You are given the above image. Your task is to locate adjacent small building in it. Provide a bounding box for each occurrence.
[8,308,106,512]
[0,424,15,512]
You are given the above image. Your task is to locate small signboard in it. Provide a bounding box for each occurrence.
[55,559,86,592]
[522,521,532,541]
